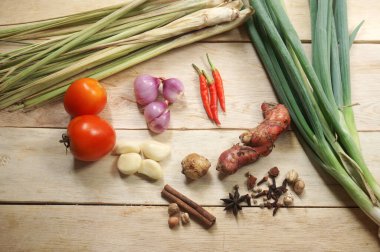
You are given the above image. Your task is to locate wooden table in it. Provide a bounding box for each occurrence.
[1,0,380,251]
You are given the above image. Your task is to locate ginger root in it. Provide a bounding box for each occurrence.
[217,103,290,175]
[181,153,211,180]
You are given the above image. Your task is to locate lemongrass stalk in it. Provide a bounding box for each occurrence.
[0,0,225,69]
[0,0,172,39]
[0,0,146,92]
[2,0,228,55]
[2,0,225,41]
[87,6,240,48]
[63,11,190,56]
[1,3,228,85]
[20,8,253,110]
[0,12,179,74]
[0,6,241,109]
[0,7,120,39]
[0,16,165,67]
[3,53,93,91]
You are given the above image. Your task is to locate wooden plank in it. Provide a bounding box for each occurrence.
[0,127,379,207]
[0,43,379,130]
[0,205,378,251]
[0,0,379,43]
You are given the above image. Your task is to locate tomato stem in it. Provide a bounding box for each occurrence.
[59,133,70,154]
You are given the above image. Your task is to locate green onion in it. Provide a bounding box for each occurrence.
[246,0,380,226]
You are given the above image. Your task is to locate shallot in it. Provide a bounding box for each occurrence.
[162,78,184,103]
[144,101,170,133]
[134,74,160,106]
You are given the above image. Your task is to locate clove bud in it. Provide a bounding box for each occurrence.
[268,166,280,177]
[246,173,257,190]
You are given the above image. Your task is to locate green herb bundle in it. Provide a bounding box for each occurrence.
[0,0,252,110]
[246,0,380,226]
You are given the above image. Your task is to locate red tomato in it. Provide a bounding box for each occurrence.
[64,78,107,117]
[66,115,116,161]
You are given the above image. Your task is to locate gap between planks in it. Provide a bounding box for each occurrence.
[0,202,360,208]
[0,126,379,133]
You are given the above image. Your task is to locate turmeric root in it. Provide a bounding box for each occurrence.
[216,103,290,175]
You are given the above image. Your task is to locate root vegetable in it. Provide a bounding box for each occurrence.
[239,103,290,147]
[113,140,141,155]
[141,140,171,161]
[117,153,142,175]
[181,153,211,180]
[138,159,163,180]
[217,103,290,175]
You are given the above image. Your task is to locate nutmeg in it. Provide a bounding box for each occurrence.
[168,216,179,229]
[293,179,305,195]
[168,203,180,216]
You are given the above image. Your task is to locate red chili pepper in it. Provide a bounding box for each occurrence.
[192,64,213,121]
[207,53,225,112]
[202,70,221,126]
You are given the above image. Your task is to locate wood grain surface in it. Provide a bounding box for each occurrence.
[0,43,379,131]
[0,0,379,251]
[1,205,379,251]
[0,128,379,207]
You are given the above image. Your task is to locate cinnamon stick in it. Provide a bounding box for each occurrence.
[161,184,216,228]
[164,184,216,223]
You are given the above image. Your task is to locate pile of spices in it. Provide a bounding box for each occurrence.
[161,184,216,228]
[250,167,304,216]
[167,203,190,229]
[220,168,305,218]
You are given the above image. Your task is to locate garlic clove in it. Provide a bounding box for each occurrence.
[140,140,171,161]
[138,159,163,180]
[114,140,141,155]
[180,212,190,225]
[117,153,142,175]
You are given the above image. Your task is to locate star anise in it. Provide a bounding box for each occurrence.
[220,185,251,216]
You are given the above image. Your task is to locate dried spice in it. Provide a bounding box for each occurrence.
[293,179,305,195]
[268,166,280,177]
[255,168,290,216]
[221,185,251,216]
[257,175,269,186]
[246,172,257,190]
